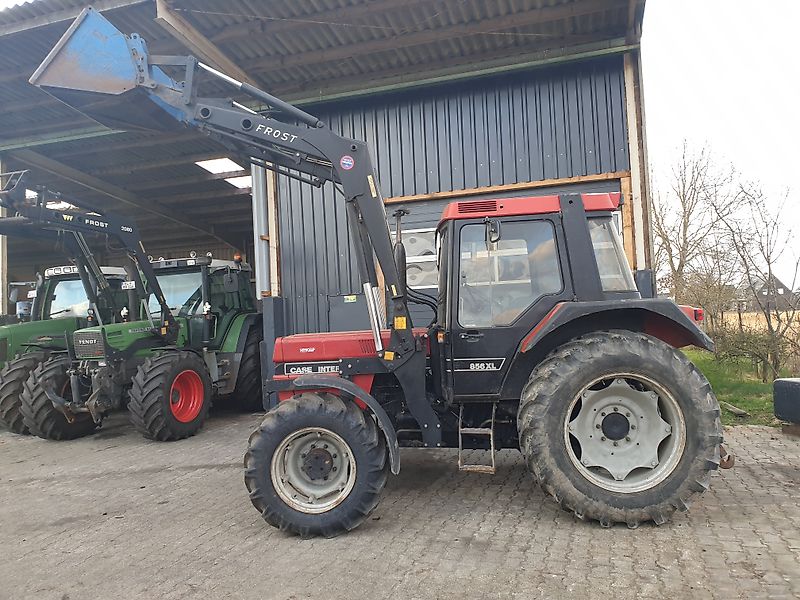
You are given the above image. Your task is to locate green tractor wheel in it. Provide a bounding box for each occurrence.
[128,351,212,441]
[20,356,97,440]
[230,325,264,412]
[0,353,45,434]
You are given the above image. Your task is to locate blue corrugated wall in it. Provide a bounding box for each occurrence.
[278,56,629,334]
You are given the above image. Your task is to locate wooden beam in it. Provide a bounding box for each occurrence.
[9,148,239,249]
[126,170,247,192]
[384,171,630,204]
[90,152,225,177]
[0,0,148,37]
[148,186,251,204]
[242,0,627,74]
[154,0,257,85]
[205,0,433,45]
[277,34,620,103]
[48,132,198,160]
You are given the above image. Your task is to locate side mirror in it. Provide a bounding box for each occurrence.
[485,218,501,245]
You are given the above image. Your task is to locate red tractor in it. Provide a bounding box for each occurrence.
[34,7,726,537]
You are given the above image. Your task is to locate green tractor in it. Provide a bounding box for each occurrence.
[22,254,263,441]
[0,265,129,434]
[0,170,134,435]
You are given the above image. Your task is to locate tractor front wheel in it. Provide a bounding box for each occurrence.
[518,330,722,528]
[244,393,388,537]
[128,351,211,441]
[0,353,45,434]
[20,356,97,440]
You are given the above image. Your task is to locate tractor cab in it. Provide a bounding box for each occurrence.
[0,265,128,370]
[73,256,254,362]
[430,192,637,401]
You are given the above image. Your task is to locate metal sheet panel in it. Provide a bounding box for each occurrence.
[282,57,629,334]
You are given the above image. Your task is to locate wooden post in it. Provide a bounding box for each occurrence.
[623,50,652,270]
[265,167,281,297]
[620,175,636,270]
[0,156,7,315]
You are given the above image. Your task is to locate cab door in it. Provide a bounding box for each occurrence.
[448,216,569,398]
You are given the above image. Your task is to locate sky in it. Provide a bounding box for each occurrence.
[641,0,800,283]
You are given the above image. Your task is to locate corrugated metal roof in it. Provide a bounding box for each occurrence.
[0,0,644,272]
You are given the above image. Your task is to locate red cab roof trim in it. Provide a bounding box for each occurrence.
[439,192,621,223]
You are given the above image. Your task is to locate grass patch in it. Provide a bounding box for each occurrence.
[684,349,779,427]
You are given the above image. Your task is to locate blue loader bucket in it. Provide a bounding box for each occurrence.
[30,7,189,132]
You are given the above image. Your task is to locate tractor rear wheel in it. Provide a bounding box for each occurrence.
[20,356,97,440]
[0,353,45,434]
[230,324,263,412]
[128,351,211,441]
[244,393,388,537]
[518,330,722,528]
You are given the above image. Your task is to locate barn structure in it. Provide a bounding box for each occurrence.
[0,0,650,335]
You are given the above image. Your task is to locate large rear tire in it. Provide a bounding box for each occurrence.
[518,330,722,528]
[128,351,212,441]
[230,325,263,412]
[244,393,388,537]
[20,356,97,440]
[0,353,45,434]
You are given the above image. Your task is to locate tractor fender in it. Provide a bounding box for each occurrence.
[519,298,714,354]
[288,374,401,475]
[500,299,714,401]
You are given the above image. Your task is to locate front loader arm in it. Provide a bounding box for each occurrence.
[30,7,415,364]
[0,170,177,339]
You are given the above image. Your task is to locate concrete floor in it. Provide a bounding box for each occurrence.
[1,414,799,600]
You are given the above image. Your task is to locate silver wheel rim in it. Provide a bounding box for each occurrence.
[564,373,686,493]
[270,427,357,514]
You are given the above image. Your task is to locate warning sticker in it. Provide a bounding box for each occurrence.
[340,155,355,170]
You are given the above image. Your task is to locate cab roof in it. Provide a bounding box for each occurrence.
[439,192,621,223]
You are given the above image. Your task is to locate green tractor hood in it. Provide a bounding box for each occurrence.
[72,318,189,360]
[0,317,84,368]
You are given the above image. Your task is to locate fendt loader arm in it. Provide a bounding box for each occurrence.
[29,8,425,396]
[0,169,176,339]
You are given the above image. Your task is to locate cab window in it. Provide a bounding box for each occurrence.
[588,217,637,292]
[458,220,561,327]
[47,279,90,318]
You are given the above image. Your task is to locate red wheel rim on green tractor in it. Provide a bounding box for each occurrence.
[169,370,205,422]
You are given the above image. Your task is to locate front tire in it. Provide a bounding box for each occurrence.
[518,331,722,528]
[244,393,388,537]
[128,351,212,441]
[0,353,45,434]
[20,357,97,440]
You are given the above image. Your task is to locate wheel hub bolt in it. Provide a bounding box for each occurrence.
[613,441,618,446]
[595,424,601,429]
[601,412,606,416]
[601,437,606,441]
[332,453,337,458]
[613,407,618,412]
[625,436,631,442]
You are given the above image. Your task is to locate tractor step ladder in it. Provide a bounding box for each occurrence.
[458,403,496,474]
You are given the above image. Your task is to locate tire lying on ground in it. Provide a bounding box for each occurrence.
[128,351,212,441]
[20,356,97,440]
[244,392,389,538]
[0,353,45,434]
[518,330,722,528]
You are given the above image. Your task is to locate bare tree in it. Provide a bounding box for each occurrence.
[710,185,799,380]
[651,142,741,303]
